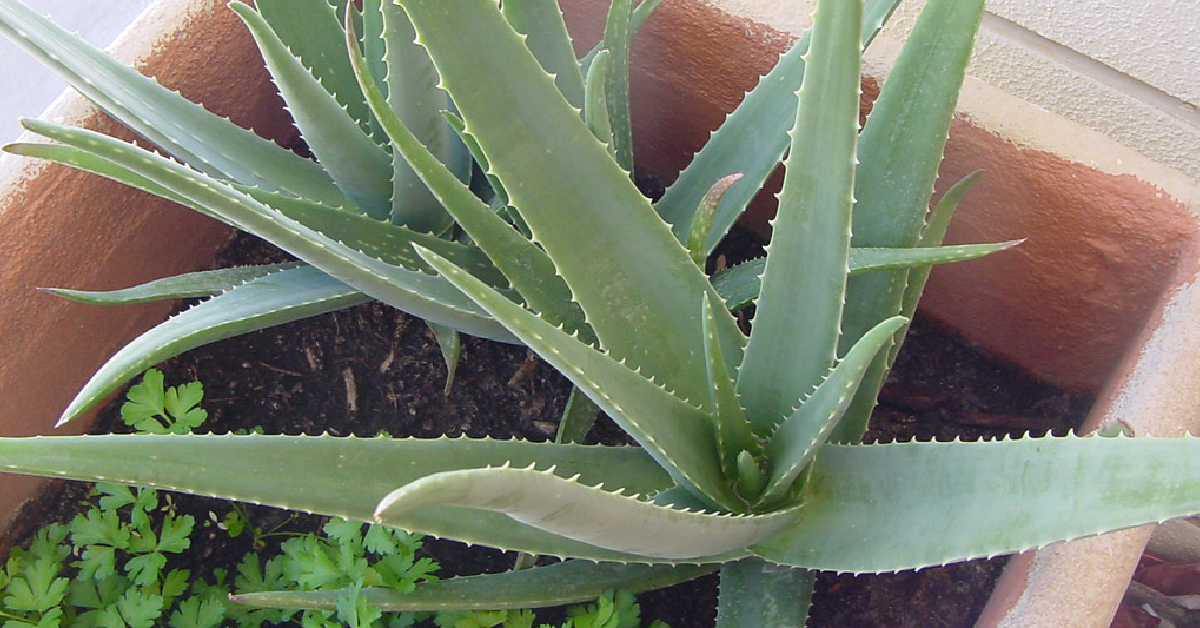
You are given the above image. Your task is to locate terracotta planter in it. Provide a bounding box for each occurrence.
[0,0,297,541]
[2,0,1198,626]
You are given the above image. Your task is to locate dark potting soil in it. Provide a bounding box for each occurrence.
[3,227,1094,628]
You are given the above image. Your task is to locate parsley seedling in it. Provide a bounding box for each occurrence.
[120,369,207,435]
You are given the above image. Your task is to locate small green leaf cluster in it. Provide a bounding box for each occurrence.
[120,369,207,435]
[0,482,194,628]
[434,590,666,628]
[1,493,666,628]
[0,484,428,628]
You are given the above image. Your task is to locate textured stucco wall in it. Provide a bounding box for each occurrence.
[710,0,1200,188]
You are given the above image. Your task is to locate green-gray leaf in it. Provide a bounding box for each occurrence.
[0,0,350,205]
[59,266,368,422]
[753,435,1200,572]
[395,0,745,412]
[231,2,393,218]
[417,246,739,512]
[45,263,301,305]
[231,561,713,611]
[375,465,796,558]
[0,434,677,562]
[710,242,1019,312]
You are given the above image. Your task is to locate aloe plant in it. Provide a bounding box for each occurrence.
[3,0,1197,626]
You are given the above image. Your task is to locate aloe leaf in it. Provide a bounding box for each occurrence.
[3,141,198,212]
[441,111,509,208]
[396,0,745,411]
[905,171,987,297]
[6,139,477,287]
[417,246,740,512]
[255,0,374,136]
[375,465,800,559]
[11,131,510,323]
[427,321,461,393]
[715,558,812,628]
[44,263,301,304]
[834,0,985,445]
[556,388,602,445]
[600,0,635,172]
[232,561,714,611]
[359,0,389,98]
[736,0,861,432]
[754,435,1200,573]
[346,22,590,341]
[654,0,901,251]
[709,242,1019,312]
[687,174,743,267]
[60,266,369,423]
[230,2,393,219]
[501,0,586,110]
[756,316,906,506]
[379,0,461,231]
[585,50,615,149]
[0,0,350,206]
[888,171,987,366]
[235,186,507,289]
[579,0,665,74]
[0,434,684,562]
[701,295,755,478]
[22,119,518,353]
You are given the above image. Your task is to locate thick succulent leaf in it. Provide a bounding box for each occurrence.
[709,242,1020,312]
[417,247,741,511]
[236,186,507,289]
[715,558,812,628]
[22,119,517,354]
[376,465,799,559]
[396,0,745,411]
[736,0,861,432]
[579,0,665,73]
[600,0,635,172]
[654,0,901,251]
[701,295,755,478]
[232,561,714,611]
[501,0,586,109]
[756,316,906,506]
[379,0,461,231]
[230,2,393,218]
[0,434,684,562]
[346,27,590,341]
[556,388,602,445]
[888,171,987,366]
[584,50,615,148]
[3,141,198,212]
[0,0,350,206]
[255,0,373,135]
[44,263,301,304]
[6,138,483,292]
[687,174,743,267]
[60,266,368,423]
[359,0,389,101]
[833,0,985,444]
[427,321,461,393]
[8,137,505,322]
[753,435,1200,573]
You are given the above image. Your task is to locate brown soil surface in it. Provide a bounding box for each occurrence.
[2,228,1093,628]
